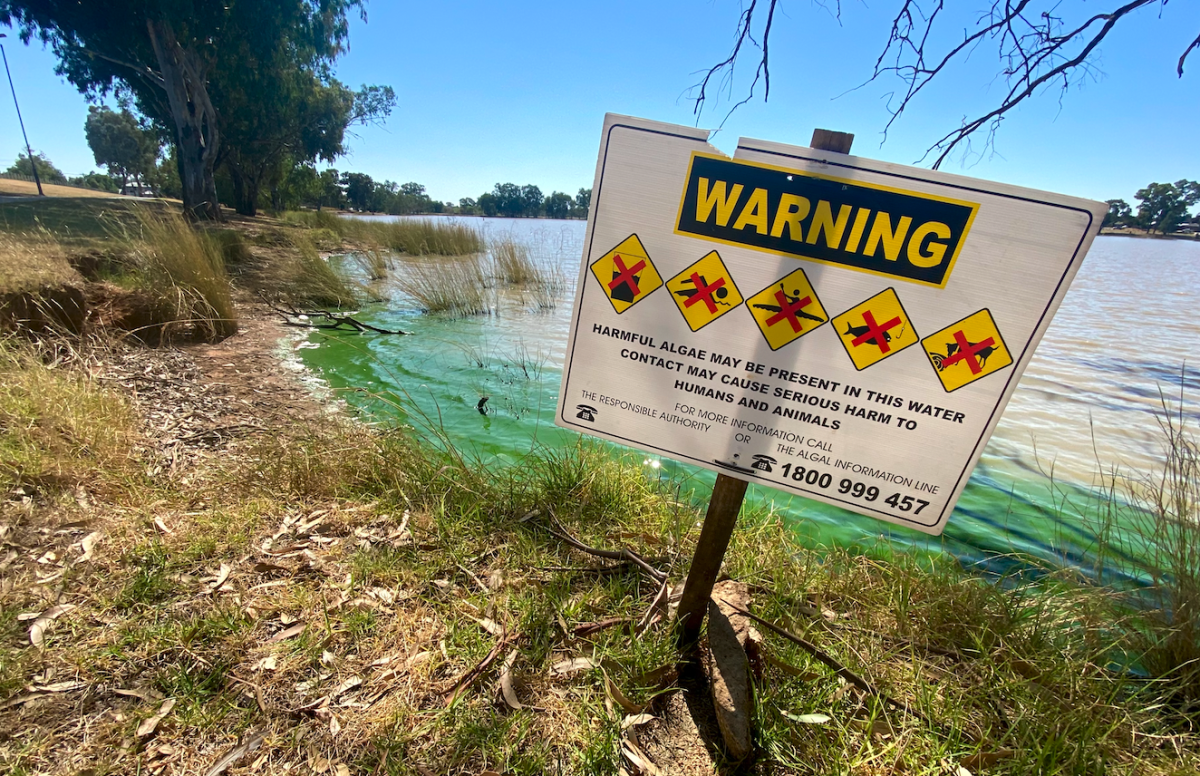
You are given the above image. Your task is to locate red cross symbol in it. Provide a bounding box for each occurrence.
[940,330,996,375]
[764,290,814,333]
[607,254,646,297]
[682,272,726,314]
[850,310,903,354]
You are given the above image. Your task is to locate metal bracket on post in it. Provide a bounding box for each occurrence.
[674,128,855,649]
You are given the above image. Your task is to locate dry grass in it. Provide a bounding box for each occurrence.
[0,231,80,295]
[281,234,362,308]
[0,338,139,496]
[116,211,238,341]
[491,236,538,285]
[0,178,125,199]
[394,254,491,317]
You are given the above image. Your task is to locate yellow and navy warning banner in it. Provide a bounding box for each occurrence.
[675,153,978,288]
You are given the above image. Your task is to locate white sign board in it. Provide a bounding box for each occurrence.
[556,114,1106,535]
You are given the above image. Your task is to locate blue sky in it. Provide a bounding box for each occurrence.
[1,1,1197,205]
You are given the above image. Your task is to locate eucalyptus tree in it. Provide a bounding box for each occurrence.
[1,0,368,220]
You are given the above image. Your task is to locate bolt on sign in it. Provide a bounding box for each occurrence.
[557,114,1106,535]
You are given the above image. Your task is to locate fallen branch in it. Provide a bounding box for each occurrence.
[263,298,410,335]
[443,631,518,705]
[546,519,667,582]
[724,602,937,730]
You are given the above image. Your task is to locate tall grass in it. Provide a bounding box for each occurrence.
[282,211,484,256]
[284,234,362,308]
[349,249,391,282]
[393,254,491,317]
[122,211,237,341]
[0,338,138,494]
[1118,392,1200,710]
[491,236,538,285]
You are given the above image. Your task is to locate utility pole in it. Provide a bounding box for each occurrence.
[0,33,44,197]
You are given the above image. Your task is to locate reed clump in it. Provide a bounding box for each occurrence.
[1111,394,1200,712]
[282,211,484,256]
[393,254,490,317]
[491,236,538,285]
[120,211,237,341]
[283,234,362,308]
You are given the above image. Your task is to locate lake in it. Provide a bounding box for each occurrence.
[297,217,1200,578]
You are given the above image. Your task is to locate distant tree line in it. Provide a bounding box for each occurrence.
[270,170,593,220]
[1105,180,1200,234]
[458,183,590,219]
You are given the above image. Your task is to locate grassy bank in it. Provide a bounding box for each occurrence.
[0,333,1198,775]
[1,201,1198,774]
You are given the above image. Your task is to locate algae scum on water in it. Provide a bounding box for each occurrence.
[300,218,1200,578]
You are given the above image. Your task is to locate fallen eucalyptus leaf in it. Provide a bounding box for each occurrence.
[550,657,596,677]
[783,712,831,725]
[620,713,657,730]
[136,697,176,738]
[961,749,1016,769]
[202,730,266,776]
[499,649,523,710]
[29,603,75,647]
[603,671,645,714]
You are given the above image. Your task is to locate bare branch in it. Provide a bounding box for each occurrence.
[1181,31,1200,76]
[699,1,1187,166]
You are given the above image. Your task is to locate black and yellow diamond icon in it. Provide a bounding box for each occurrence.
[589,234,663,314]
[832,288,919,370]
[745,268,827,351]
[665,251,743,332]
[922,308,1013,392]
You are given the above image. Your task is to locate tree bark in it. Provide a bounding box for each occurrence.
[146,19,220,221]
[227,163,260,217]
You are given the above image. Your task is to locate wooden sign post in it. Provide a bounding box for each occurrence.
[675,128,856,647]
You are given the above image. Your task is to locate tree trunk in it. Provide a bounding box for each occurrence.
[227,164,259,217]
[146,19,220,221]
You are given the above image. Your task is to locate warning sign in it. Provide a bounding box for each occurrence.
[746,268,827,350]
[556,114,1107,536]
[923,309,1012,392]
[832,288,918,370]
[665,251,743,332]
[589,234,662,314]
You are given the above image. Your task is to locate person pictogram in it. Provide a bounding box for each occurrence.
[832,288,919,371]
[674,272,730,313]
[746,268,827,350]
[589,234,662,314]
[753,282,825,333]
[666,251,743,332]
[922,309,1012,391]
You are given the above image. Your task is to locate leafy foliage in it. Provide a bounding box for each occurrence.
[84,105,158,193]
[4,151,66,183]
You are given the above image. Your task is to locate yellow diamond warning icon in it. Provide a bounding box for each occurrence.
[665,251,743,332]
[922,309,1013,392]
[589,234,663,314]
[745,268,827,351]
[832,288,919,370]
[667,251,739,331]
